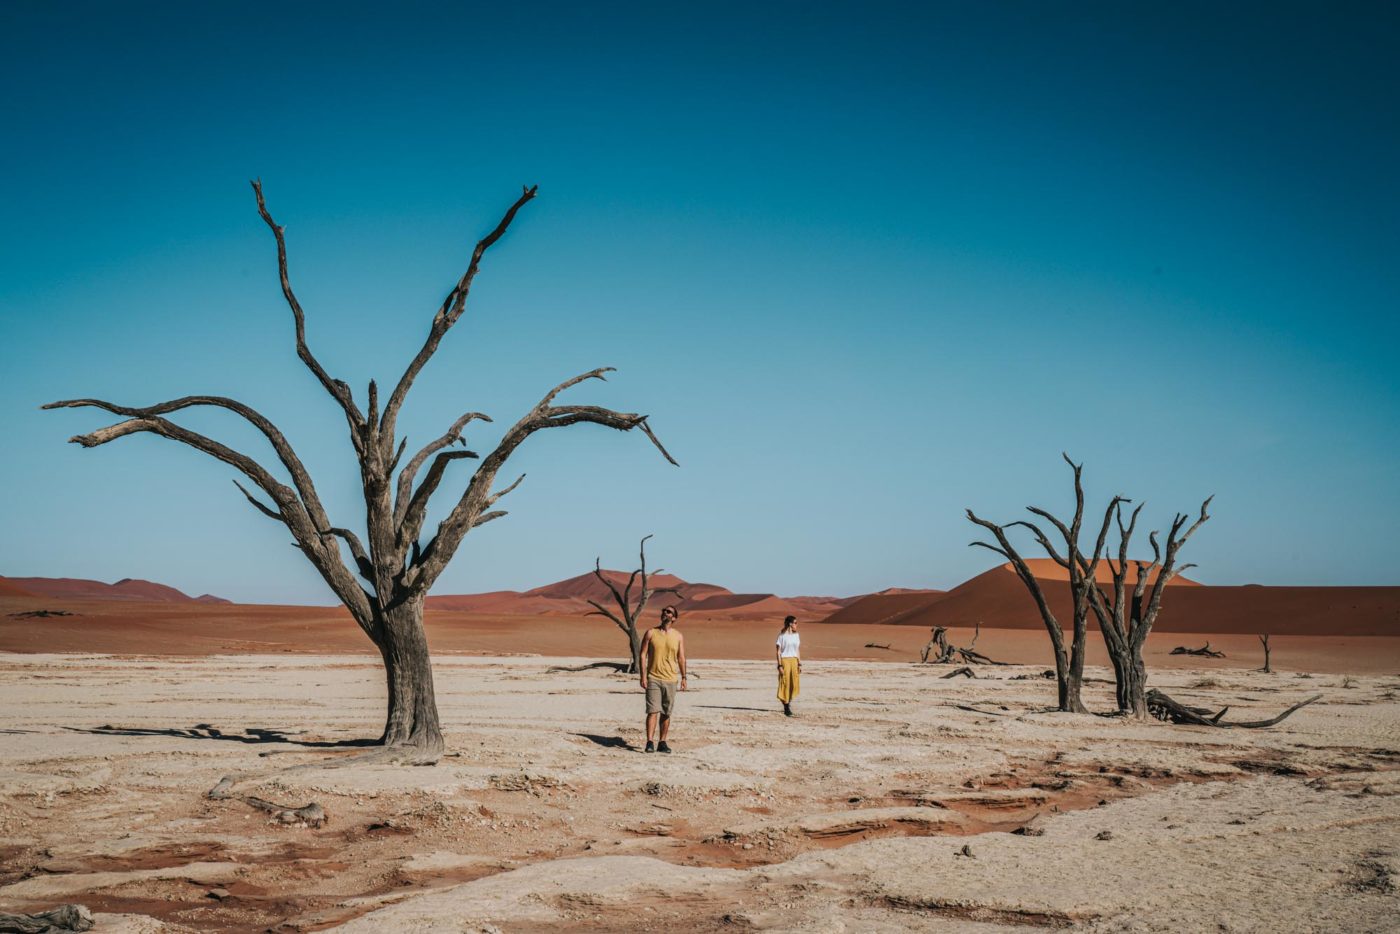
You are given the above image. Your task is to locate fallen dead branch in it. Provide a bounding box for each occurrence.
[207,775,327,827]
[1169,642,1225,658]
[545,661,630,673]
[8,609,76,619]
[1146,689,1321,728]
[942,667,976,679]
[864,642,892,650]
[0,905,93,933]
[921,623,1007,665]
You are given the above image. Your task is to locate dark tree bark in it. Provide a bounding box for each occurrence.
[1087,497,1212,718]
[585,535,681,674]
[1258,634,1273,673]
[967,455,1116,713]
[45,182,677,761]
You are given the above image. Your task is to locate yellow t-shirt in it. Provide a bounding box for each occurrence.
[645,627,681,682]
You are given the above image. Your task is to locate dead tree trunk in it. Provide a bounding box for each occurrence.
[586,535,681,674]
[922,627,953,663]
[46,182,678,760]
[1258,634,1272,673]
[967,455,1115,714]
[1087,496,1212,719]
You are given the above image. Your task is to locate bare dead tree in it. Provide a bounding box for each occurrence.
[967,455,1118,713]
[1258,634,1273,673]
[585,534,681,674]
[1085,497,1212,718]
[45,182,676,761]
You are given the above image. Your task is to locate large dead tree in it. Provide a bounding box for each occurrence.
[585,534,681,674]
[967,455,1119,713]
[1084,497,1212,718]
[45,182,676,760]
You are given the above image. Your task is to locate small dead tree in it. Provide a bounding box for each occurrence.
[585,534,681,674]
[1258,634,1273,673]
[46,183,677,760]
[967,455,1119,713]
[1085,496,1212,718]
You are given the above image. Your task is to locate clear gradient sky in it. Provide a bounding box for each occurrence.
[1,1,1397,603]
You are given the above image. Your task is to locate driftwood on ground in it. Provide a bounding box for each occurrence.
[942,666,976,679]
[1146,689,1321,728]
[864,642,892,650]
[0,905,94,933]
[1170,642,1225,657]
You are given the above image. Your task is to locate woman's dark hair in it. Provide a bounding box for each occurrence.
[780,615,797,633]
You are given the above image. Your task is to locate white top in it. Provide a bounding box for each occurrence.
[776,631,801,658]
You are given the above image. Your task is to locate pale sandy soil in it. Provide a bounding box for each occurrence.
[2,652,1398,932]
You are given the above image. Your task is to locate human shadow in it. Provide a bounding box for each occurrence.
[66,723,377,748]
[570,732,633,750]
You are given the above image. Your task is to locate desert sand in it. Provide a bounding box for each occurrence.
[2,650,1398,932]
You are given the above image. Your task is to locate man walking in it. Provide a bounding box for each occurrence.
[638,605,687,753]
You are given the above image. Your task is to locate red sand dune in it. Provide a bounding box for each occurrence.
[425,570,839,621]
[0,578,36,598]
[823,561,1400,637]
[7,576,223,603]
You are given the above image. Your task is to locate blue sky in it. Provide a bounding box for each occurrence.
[1,1,1397,603]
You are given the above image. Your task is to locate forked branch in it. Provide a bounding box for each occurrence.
[380,185,539,444]
[251,180,365,443]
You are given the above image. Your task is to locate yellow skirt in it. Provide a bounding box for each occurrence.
[777,657,800,703]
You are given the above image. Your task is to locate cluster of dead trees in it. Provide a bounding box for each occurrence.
[967,454,1212,719]
[965,457,1311,728]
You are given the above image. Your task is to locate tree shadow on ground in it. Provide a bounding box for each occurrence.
[570,732,633,750]
[65,724,377,747]
[696,705,773,713]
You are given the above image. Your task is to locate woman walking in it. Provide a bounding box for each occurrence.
[775,615,801,716]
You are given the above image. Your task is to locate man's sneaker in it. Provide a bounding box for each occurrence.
[644,741,655,753]
[657,741,671,754]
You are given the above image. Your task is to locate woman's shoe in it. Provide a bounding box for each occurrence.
[783,703,792,717]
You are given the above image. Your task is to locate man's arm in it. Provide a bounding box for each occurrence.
[677,632,688,689]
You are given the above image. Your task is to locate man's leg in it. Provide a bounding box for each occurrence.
[646,711,659,743]
[658,714,671,742]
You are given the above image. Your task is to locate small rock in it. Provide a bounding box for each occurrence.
[207,888,231,900]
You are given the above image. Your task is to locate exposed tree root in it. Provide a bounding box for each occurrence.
[206,775,326,827]
[1146,689,1321,728]
[0,904,93,933]
[1169,642,1225,658]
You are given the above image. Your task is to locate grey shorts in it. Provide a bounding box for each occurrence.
[646,679,678,716]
